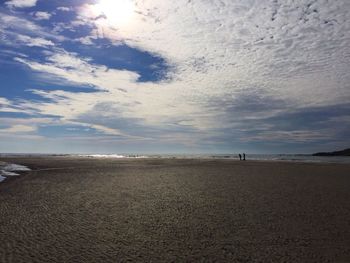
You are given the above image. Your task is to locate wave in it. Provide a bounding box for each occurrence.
[0,163,31,183]
[78,154,148,158]
[77,154,350,163]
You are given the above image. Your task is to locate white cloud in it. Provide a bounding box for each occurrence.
[0,98,11,106]
[0,12,65,42]
[5,0,37,8]
[1,13,43,34]
[0,125,37,133]
[0,118,53,136]
[16,35,54,47]
[14,50,139,90]
[76,36,94,45]
[0,97,35,114]
[33,11,52,21]
[57,7,72,12]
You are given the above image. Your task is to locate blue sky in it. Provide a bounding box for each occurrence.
[0,0,349,154]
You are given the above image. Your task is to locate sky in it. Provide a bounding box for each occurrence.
[0,0,349,154]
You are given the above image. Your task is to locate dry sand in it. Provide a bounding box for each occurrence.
[0,157,350,262]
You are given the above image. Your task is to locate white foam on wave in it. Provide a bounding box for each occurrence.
[0,163,31,182]
[3,164,31,172]
[78,154,148,159]
[2,171,20,176]
[79,154,126,158]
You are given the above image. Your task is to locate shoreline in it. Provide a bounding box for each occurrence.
[1,156,349,185]
[1,153,350,164]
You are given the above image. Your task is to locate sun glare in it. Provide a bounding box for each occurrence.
[93,0,134,25]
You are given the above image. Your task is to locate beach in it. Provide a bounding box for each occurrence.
[0,157,350,262]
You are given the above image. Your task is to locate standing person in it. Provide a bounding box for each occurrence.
[239,154,242,161]
[243,153,246,161]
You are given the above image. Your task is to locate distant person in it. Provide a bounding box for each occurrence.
[239,154,242,161]
[243,153,246,161]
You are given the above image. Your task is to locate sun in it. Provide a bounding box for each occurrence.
[93,0,134,25]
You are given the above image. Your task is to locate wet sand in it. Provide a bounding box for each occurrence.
[0,157,350,262]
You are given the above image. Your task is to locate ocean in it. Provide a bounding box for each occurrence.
[1,153,349,164]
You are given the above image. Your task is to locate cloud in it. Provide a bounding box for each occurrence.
[14,49,139,89]
[0,125,37,133]
[0,117,55,137]
[243,130,332,143]
[0,98,11,106]
[213,102,350,148]
[0,97,35,114]
[57,7,72,12]
[5,0,37,8]
[0,12,65,42]
[16,35,54,47]
[0,12,44,34]
[33,11,52,20]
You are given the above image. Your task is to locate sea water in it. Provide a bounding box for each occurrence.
[1,153,349,164]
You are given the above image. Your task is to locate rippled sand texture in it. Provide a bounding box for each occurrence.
[0,157,350,262]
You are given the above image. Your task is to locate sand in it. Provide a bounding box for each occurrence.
[0,157,349,262]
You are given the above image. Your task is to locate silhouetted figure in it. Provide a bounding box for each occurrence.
[243,153,246,161]
[239,154,242,161]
